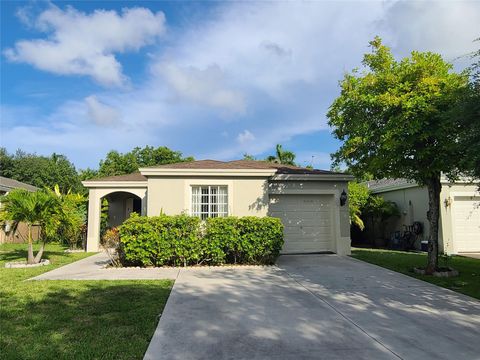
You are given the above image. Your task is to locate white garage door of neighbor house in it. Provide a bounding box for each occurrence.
[453,197,480,253]
[269,194,334,254]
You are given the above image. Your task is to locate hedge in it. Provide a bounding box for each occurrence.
[118,214,283,267]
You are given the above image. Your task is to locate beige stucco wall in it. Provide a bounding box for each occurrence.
[146,176,269,217]
[375,182,479,254]
[379,186,430,245]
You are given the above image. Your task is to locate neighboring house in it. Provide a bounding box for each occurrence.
[367,177,480,255]
[0,176,40,243]
[82,160,353,255]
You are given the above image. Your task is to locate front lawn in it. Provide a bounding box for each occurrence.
[351,248,480,300]
[0,243,173,360]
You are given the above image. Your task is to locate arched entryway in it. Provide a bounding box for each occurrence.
[103,191,142,228]
[82,183,147,252]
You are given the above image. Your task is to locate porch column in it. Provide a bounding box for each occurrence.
[141,194,147,216]
[86,189,101,252]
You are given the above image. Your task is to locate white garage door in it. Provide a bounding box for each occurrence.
[269,194,334,254]
[453,197,480,253]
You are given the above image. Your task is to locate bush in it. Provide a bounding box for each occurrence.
[102,227,120,247]
[205,217,284,264]
[118,214,283,267]
[102,227,121,267]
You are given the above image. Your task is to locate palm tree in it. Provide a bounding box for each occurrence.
[0,189,57,264]
[266,144,297,166]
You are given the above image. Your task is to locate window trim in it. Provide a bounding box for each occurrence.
[190,185,229,219]
[185,179,233,216]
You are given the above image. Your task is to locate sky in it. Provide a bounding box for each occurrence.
[1,0,479,171]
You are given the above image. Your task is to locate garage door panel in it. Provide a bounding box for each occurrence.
[269,203,332,211]
[283,241,332,252]
[284,225,332,233]
[453,197,480,253]
[269,194,334,253]
[269,211,331,219]
[277,218,331,227]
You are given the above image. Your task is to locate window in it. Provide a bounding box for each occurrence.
[191,186,228,219]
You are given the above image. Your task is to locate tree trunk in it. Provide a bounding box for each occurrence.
[426,175,442,274]
[33,240,46,264]
[27,224,35,264]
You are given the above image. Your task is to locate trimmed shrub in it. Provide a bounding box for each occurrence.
[118,214,283,267]
[204,217,284,264]
[119,213,201,266]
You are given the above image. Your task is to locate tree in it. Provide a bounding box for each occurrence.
[266,144,296,166]
[47,185,87,249]
[454,41,480,181]
[328,37,472,273]
[362,195,400,245]
[0,149,82,193]
[348,182,370,230]
[83,146,194,179]
[78,168,99,181]
[132,146,194,167]
[0,189,57,264]
[243,153,256,160]
[100,198,109,238]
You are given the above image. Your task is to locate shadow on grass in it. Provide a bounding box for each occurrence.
[0,280,172,360]
[350,248,480,300]
[0,243,70,262]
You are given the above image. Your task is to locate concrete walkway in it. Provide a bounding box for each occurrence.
[31,252,179,280]
[145,255,480,360]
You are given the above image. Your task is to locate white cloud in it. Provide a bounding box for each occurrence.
[237,130,255,144]
[85,96,120,126]
[380,1,480,63]
[4,5,166,86]
[154,62,246,114]
[3,1,480,169]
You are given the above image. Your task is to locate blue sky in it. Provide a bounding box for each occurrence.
[1,1,479,170]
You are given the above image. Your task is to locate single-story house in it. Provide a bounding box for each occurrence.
[367,177,480,254]
[82,160,354,255]
[0,176,40,243]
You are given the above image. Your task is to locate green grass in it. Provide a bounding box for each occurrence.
[351,248,480,300]
[0,243,173,360]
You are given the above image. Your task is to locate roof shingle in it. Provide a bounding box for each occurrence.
[0,176,38,192]
[85,172,147,182]
[147,159,338,175]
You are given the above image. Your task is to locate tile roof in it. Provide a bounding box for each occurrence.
[147,159,339,175]
[365,178,418,192]
[86,172,147,182]
[88,160,343,182]
[0,176,38,192]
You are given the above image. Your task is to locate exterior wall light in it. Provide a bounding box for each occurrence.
[444,196,452,208]
[340,190,347,206]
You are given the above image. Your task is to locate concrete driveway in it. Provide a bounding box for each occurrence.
[144,255,480,360]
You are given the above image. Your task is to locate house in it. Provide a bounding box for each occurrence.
[0,176,40,243]
[367,177,480,255]
[82,160,353,255]
[0,176,38,195]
